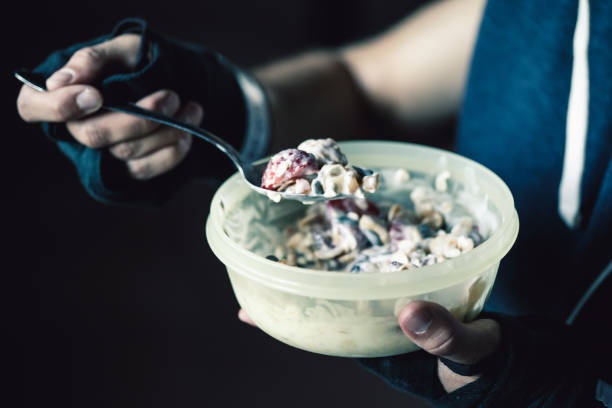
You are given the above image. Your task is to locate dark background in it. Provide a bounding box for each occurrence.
[8,1,442,407]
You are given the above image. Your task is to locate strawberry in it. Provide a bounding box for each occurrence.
[261,149,319,190]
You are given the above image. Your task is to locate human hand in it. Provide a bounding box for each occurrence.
[396,301,500,393]
[17,34,203,180]
[238,301,501,394]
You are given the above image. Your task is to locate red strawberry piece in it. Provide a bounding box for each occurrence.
[261,149,319,190]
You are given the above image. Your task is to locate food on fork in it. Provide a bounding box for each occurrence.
[261,139,379,201]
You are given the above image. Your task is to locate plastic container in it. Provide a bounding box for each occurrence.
[206,141,519,357]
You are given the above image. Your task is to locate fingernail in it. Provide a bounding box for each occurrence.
[48,69,74,88]
[161,93,180,116]
[186,103,202,122]
[76,89,101,111]
[402,309,433,335]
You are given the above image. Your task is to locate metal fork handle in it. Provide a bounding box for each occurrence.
[105,103,246,176]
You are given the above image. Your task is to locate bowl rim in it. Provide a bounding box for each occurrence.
[206,141,519,300]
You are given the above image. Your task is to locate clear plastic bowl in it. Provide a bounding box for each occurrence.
[206,141,519,357]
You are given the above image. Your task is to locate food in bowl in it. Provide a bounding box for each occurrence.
[261,138,379,201]
[270,168,484,274]
[206,141,519,357]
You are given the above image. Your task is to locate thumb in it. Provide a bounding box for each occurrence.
[398,301,501,365]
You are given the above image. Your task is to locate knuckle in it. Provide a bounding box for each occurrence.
[156,90,181,115]
[159,144,184,171]
[428,330,458,357]
[128,160,153,180]
[133,117,157,135]
[167,129,184,143]
[167,144,184,164]
[119,33,141,45]
[49,97,74,121]
[181,134,193,151]
[79,122,108,148]
[103,34,141,68]
[74,46,106,68]
[111,141,138,160]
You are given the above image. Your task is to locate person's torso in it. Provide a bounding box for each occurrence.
[456,0,611,322]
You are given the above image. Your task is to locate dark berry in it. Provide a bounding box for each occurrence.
[417,223,435,238]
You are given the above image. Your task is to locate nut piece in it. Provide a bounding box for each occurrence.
[386,251,411,272]
[286,248,297,266]
[318,164,347,197]
[387,204,404,222]
[420,210,444,229]
[411,186,435,215]
[298,213,323,229]
[297,138,348,165]
[361,173,380,193]
[393,224,422,253]
[284,178,312,195]
[359,214,390,244]
[286,232,305,248]
[393,168,410,184]
[450,216,473,237]
[435,171,451,192]
[439,201,453,215]
[343,172,360,194]
[428,232,474,259]
[338,251,357,264]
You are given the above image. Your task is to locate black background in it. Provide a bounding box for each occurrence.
[9,1,440,407]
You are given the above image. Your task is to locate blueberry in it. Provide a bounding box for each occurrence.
[312,231,331,250]
[417,223,435,238]
[350,264,362,273]
[363,230,382,246]
[313,180,324,194]
[352,167,373,178]
[338,215,358,226]
[266,255,279,262]
[353,166,366,178]
[469,226,484,246]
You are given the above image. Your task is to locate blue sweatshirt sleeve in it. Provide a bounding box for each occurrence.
[33,18,266,206]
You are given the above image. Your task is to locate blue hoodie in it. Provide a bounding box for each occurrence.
[456,0,611,322]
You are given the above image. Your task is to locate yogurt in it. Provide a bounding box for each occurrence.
[269,168,485,274]
[261,138,379,200]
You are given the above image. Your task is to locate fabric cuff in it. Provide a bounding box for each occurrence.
[432,313,600,407]
[233,68,271,164]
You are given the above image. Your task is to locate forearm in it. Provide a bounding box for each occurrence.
[253,0,486,153]
[253,50,373,154]
[342,0,486,127]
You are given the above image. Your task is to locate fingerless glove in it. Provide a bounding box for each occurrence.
[34,18,270,205]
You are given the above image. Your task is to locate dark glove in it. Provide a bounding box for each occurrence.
[32,18,270,205]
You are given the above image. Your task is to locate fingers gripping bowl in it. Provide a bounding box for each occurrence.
[206,141,519,357]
